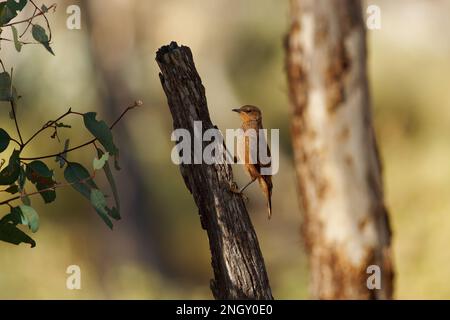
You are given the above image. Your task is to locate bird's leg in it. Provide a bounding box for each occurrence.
[239,178,257,193]
[227,179,255,203]
[228,181,241,194]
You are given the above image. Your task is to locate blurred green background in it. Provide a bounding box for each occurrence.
[0,0,449,299]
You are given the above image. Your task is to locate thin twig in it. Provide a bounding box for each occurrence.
[0,60,6,72]
[20,101,142,161]
[20,8,38,37]
[9,137,21,146]
[29,0,53,41]
[0,37,40,45]
[0,172,95,207]
[22,108,79,147]
[3,3,56,27]
[9,69,24,146]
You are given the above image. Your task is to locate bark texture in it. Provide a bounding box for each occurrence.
[286,0,394,299]
[156,42,273,300]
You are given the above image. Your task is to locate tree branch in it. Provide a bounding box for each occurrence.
[156,42,273,300]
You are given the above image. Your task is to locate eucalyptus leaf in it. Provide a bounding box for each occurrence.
[93,152,109,170]
[18,165,25,189]
[1,206,21,225]
[83,112,118,156]
[4,184,18,194]
[0,150,20,186]
[90,189,113,229]
[0,222,35,248]
[36,183,56,203]
[26,161,53,180]
[11,25,21,52]
[0,71,12,101]
[19,205,39,233]
[31,24,54,55]
[6,0,27,12]
[0,3,16,26]
[97,148,120,220]
[0,128,10,152]
[64,162,96,199]
[26,161,56,204]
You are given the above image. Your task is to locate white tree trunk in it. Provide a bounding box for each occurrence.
[286,0,394,299]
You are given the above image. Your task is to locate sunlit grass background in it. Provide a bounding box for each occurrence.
[0,0,449,299]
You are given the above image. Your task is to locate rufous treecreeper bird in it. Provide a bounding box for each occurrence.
[232,105,273,219]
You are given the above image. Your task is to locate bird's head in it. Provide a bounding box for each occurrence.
[232,105,262,122]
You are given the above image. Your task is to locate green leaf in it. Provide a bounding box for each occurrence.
[0,2,16,26]
[31,24,48,42]
[114,153,121,171]
[90,189,113,229]
[26,161,56,203]
[11,25,21,52]
[26,161,53,180]
[64,163,115,228]
[0,71,12,101]
[97,148,120,220]
[0,128,10,152]
[19,205,39,233]
[1,206,21,225]
[21,193,31,206]
[0,150,20,186]
[106,207,120,220]
[4,184,18,194]
[0,222,35,247]
[64,162,96,199]
[6,0,27,12]
[0,205,38,248]
[31,24,54,55]
[17,165,30,205]
[37,183,56,203]
[93,152,109,170]
[83,112,118,156]
[0,1,27,27]
[18,164,25,189]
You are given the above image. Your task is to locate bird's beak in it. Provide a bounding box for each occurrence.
[232,109,241,113]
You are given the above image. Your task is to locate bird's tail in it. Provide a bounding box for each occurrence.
[267,194,272,220]
[259,176,273,219]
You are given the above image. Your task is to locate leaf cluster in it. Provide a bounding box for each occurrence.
[0,1,141,248]
[0,0,55,54]
[0,90,124,247]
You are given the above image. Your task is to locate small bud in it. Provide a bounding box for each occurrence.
[134,100,143,107]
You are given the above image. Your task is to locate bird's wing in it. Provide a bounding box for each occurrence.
[257,129,272,176]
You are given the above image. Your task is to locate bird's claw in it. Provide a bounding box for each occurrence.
[229,181,240,194]
[228,181,249,203]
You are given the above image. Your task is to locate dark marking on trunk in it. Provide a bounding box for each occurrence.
[325,42,350,113]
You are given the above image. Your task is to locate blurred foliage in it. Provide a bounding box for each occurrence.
[0,1,139,248]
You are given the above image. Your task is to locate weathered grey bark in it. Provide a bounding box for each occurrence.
[286,0,394,299]
[156,42,273,300]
